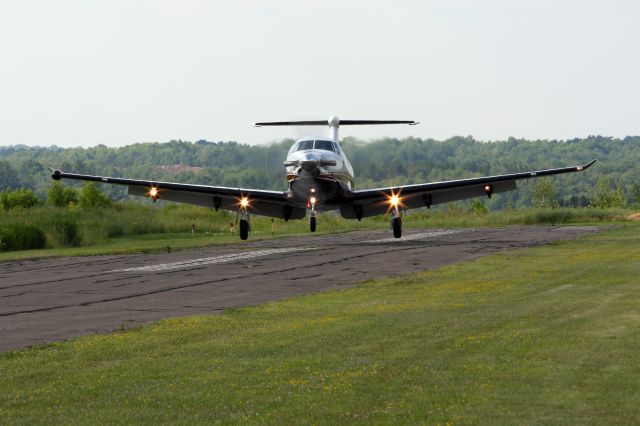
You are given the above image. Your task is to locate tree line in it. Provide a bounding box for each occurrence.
[1,135,639,209]
[1,183,112,210]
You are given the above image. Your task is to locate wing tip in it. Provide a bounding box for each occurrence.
[577,159,597,171]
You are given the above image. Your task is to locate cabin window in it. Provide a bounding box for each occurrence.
[295,140,314,151]
[314,140,335,152]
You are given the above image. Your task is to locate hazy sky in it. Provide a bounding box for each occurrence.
[1,0,639,147]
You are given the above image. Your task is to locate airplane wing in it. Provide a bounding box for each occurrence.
[340,160,597,219]
[50,170,306,221]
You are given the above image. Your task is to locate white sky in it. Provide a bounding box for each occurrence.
[1,0,639,147]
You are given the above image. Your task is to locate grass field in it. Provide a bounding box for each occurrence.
[0,204,635,262]
[1,224,639,424]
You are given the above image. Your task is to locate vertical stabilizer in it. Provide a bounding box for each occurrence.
[328,116,340,142]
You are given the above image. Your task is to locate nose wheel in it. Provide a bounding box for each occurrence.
[308,194,318,233]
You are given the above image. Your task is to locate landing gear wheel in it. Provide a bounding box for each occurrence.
[240,219,249,240]
[392,217,402,238]
[310,216,317,232]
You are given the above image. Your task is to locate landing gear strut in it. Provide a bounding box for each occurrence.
[309,195,317,233]
[310,212,317,232]
[239,209,250,240]
[391,208,402,238]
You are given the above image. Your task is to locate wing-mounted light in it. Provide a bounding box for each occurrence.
[384,189,404,212]
[483,184,493,198]
[238,193,251,210]
[148,186,160,202]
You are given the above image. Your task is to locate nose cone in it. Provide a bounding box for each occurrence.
[300,152,320,172]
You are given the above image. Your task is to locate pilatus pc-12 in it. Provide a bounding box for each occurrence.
[51,117,596,240]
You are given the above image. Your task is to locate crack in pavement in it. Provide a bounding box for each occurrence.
[0,226,602,351]
[0,246,423,317]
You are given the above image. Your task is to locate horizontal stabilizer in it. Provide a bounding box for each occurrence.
[339,120,419,125]
[254,119,419,127]
[254,120,328,127]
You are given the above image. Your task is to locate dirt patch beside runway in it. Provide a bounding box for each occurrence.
[0,226,600,351]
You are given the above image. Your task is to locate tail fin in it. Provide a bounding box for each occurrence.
[253,116,419,142]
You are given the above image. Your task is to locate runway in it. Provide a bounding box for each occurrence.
[0,226,599,351]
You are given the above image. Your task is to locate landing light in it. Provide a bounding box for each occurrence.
[310,196,317,205]
[240,197,250,208]
[148,186,160,202]
[483,184,494,198]
[384,190,403,212]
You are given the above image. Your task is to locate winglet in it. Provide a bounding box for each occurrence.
[50,168,62,180]
[576,159,597,172]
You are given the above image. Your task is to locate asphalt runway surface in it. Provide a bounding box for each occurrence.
[0,225,600,351]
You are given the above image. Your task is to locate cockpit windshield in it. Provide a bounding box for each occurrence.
[314,140,335,152]
[294,139,337,153]
[295,140,314,151]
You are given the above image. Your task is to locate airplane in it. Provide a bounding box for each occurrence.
[50,116,596,240]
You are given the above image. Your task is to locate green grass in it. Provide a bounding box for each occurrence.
[0,204,636,261]
[0,204,358,261]
[0,230,347,262]
[1,224,639,424]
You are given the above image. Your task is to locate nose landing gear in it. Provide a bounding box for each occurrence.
[307,192,318,232]
[308,194,317,233]
[310,212,317,232]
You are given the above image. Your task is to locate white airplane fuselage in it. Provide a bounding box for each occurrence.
[284,136,355,210]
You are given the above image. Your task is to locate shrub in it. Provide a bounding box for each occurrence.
[130,219,165,234]
[524,209,573,225]
[1,188,42,209]
[0,224,46,251]
[591,177,627,208]
[47,217,82,247]
[78,183,112,208]
[468,199,488,215]
[48,182,78,207]
[106,221,125,237]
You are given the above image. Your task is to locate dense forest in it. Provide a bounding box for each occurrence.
[0,135,639,209]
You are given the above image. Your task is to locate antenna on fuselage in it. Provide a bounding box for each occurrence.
[253,116,419,143]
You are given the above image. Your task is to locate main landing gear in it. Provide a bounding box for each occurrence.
[391,207,402,238]
[238,198,251,240]
[240,217,249,240]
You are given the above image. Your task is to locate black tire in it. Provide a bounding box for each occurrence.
[310,216,317,232]
[392,217,402,238]
[240,219,249,240]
